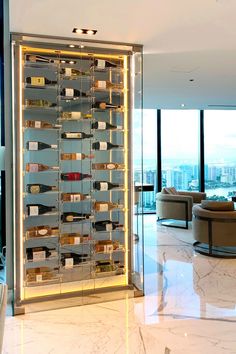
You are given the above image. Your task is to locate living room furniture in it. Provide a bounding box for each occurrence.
[156,187,206,229]
[193,200,236,257]
[0,283,7,353]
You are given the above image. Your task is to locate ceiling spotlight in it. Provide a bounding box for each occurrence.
[69,44,75,48]
[79,44,85,48]
[181,103,185,107]
[73,28,97,35]
[69,60,75,65]
[61,60,66,64]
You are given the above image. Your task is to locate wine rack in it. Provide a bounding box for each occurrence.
[12,34,144,310]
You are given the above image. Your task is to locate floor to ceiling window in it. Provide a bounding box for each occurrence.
[161,110,200,191]
[133,109,157,213]
[204,110,236,200]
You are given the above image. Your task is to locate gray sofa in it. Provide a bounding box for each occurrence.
[193,200,236,257]
[156,187,206,229]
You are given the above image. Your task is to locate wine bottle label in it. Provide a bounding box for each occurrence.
[99,142,108,150]
[107,163,116,170]
[28,164,39,172]
[74,237,81,245]
[97,81,106,89]
[97,122,106,130]
[29,206,39,216]
[36,274,43,282]
[65,133,83,139]
[97,60,105,69]
[28,142,38,151]
[99,204,109,212]
[38,228,48,236]
[65,258,74,269]
[65,68,72,76]
[34,121,41,128]
[71,112,81,119]
[66,215,74,222]
[105,245,113,253]
[106,224,113,231]
[65,88,74,97]
[71,194,81,202]
[30,185,40,194]
[75,153,82,160]
[100,182,108,191]
[31,77,45,86]
[33,250,46,261]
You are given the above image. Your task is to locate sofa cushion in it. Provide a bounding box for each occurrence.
[162,187,178,195]
[201,200,234,211]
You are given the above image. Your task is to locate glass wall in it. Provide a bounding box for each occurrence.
[133,109,157,212]
[161,110,200,191]
[204,110,236,200]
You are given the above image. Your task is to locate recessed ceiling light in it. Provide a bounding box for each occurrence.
[69,44,75,48]
[73,28,97,35]
[181,104,185,107]
[69,60,75,65]
[61,60,66,64]
[80,45,85,49]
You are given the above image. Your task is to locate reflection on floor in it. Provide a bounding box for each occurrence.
[3,215,236,354]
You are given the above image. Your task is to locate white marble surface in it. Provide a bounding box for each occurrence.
[3,215,236,354]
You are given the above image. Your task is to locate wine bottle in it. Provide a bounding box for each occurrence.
[60,68,90,77]
[61,172,92,181]
[94,80,123,90]
[25,120,61,129]
[26,141,57,151]
[26,247,57,262]
[60,112,92,120]
[92,163,125,170]
[25,55,76,65]
[92,220,123,232]
[92,101,123,110]
[26,163,59,173]
[93,59,120,69]
[61,212,92,223]
[60,233,91,245]
[26,184,58,194]
[61,253,89,267]
[61,193,91,202]
[95,240,120,253]
[61,132,93,139]
[96,260,122,273]
[60,234,90,245]
[92,141,122,151]
[60,88,88,98]
[25,76,57,87]
[25,99,57,108]
[26,204,56,216]
[93,181,120,191]
[93,201,123,212]
[25,54,60,64]
[26,267,55,282]
[91,121,122,130]
[26,226,59,238]
[60,153,94,160]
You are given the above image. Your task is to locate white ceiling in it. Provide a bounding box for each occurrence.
[9,0,236,109]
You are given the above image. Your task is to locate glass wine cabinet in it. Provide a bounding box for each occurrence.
[11,34,144,312]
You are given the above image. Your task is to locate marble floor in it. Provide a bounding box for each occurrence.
[3,215,236,354]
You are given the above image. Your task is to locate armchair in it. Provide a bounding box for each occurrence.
[156,187,206,229]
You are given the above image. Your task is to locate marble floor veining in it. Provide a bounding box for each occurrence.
[3,215,236,354]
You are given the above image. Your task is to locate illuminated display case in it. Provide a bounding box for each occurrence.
[11,33,144,313]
